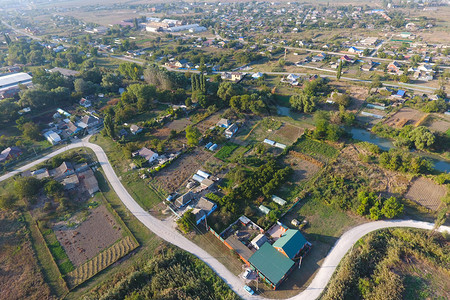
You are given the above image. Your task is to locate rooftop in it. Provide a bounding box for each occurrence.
[248,242,294,285]
[273,229,308,259]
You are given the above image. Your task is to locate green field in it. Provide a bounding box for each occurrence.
[294,137,339,162]
[214,143,239,161]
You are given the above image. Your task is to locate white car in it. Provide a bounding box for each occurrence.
[243,269,251,279]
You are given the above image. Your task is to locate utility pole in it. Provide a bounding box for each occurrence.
[284,48,287,60]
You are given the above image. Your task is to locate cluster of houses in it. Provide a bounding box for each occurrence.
[219,216,311,289]
[43,109,103,145]
[216,118,239,138]
[22,161,99,196]
[145,18,206,33]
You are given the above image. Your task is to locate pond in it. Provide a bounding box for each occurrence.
[349,128,450,173]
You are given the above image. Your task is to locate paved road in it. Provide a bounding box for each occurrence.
[1,137,448,300]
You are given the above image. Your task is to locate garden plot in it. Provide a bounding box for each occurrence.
[384,107,426,128]
[166,119,192,131]
[404,177,447,211]
[356,107,387,126]
[425,115,450,133]
[269,124,304,145]
[152,148,214,192]
[53,205,122,267]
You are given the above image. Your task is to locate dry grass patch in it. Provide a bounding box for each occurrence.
[404,177,447,211]
[385,107,426,128]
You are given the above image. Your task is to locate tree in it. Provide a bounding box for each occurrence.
[185,125,201,147]
[101,73,123,92]
[217,81,243,103]
[381,197,403,218]
[177,209,196,233]
[22,122,41,140]
[0,193,16,210]
[74,78,97,95]
[408,126,435,149]
[103,114,115,139]
[289,93,317,113]
[369,201,382,220]
[336,61,343,80]
[14,177,41,200]
[44,180,64,199]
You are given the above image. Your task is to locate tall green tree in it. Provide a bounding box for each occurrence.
[103,114,115,139]
[336,61,343,80]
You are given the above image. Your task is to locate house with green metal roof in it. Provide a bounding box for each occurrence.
[273,229,309,260]
[248,243,295,289]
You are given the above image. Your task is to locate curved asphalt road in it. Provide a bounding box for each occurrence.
[1,137,449,300]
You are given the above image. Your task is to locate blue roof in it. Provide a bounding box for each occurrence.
[397,90,405,96]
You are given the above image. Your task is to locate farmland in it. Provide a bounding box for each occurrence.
[404,177,447,211]
[214,142,239,161]
[384,107,427,128]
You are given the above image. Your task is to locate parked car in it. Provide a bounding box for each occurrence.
[243,269,251,279]
[244,285,255,295]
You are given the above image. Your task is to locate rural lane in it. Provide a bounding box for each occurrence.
[1,137,448,300]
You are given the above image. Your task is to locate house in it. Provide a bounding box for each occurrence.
[251,233,269,250]
[190,197,217,224]
[311,53,326,62]
[78,115,101,130]
[272,229,310,260]
[77,168,99,196]
[348,46,363,54]
[361,60,375,72]
[175,191,195,208]
[0,146,22,163]
[248,243,296,290]
[50,162,74,179]
[387,61,403,75]
[201,178,214,189]
[132,147,159,163]
[49,67,80,77]
[225,123,238,138]
[221,72,245,82]
[0,72,33,99]
[174,59,188,68]
[66,122,81,136]
[119,128,129,137]
[130,124,143,135]
[44,131,62,145]
[32,168,50,180]
[217,118,231,128]
[62,174,79,190]
[395,90,406,98]
[79,98,92,108]
[252,72,264,79]
[340,55,354,63]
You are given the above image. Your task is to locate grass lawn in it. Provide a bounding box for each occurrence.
[90,134,164,211]
[214,143,239,161]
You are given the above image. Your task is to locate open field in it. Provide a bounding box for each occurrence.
[0,211,52,300]
[404,177,447,211]
[384,107,426,128]
[283,154,322,183]
[54,205,123,267]
[426,115,450,133]
[166,118,192,131]
[215,143,239,161]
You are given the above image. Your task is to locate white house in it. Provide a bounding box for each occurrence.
[44,131,62,145]
[132,147,159,163]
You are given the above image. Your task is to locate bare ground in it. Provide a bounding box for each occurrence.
[53,205,122,267]
[385,107,426,128]
[404,177,447,211]
[152,148,214,192]
[284,154,321,182]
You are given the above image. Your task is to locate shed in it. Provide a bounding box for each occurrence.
[272,195,287,206]
[192,174,206,183]
[259,205,271,215]
[263,139,276,146]
[251,233,269,250]
[196,170,210,179]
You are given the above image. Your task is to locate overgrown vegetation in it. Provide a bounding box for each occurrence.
[86,246,238,300]
[322,228,450,300]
